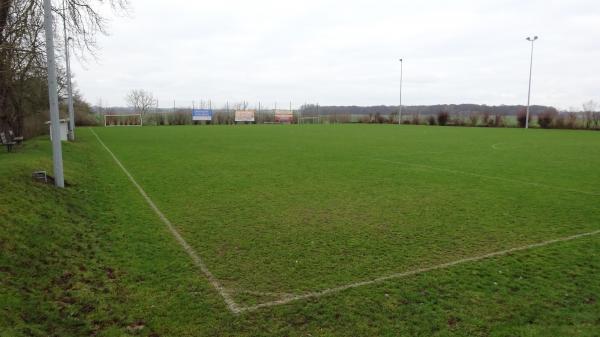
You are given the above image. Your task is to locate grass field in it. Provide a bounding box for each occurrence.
[2,124,600,336]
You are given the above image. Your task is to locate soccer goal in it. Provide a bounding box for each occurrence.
[104,114,143,127]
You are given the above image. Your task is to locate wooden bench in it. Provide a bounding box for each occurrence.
[1,132,16,152]
[8,130,23,145]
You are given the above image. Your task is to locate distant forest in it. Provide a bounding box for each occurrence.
[97,104,552,116]
[298,104,552,117]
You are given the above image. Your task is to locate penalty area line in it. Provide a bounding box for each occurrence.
[89,128,241,314]
[239,229,600,313]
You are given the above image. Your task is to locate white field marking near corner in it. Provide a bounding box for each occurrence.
[89,129,241,314]
[491,142,503,150]
[374,158,600,197]
[239,229,600,313]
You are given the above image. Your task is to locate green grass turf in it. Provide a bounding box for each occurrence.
[1,124,599,336]
[90,124,600,306]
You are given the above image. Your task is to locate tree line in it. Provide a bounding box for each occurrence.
[0,0,126,137]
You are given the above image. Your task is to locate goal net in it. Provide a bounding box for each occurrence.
[104,114,143,127]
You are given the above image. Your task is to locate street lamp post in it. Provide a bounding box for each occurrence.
[525,36,538,129]
[399,58,403,125]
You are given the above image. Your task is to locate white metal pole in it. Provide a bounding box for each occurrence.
[399,58,403,125]
[43,0,65,188]
[525,36,538,129]
[62,0,75,141]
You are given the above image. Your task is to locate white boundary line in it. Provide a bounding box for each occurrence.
[90,129,241,314]
[491,142,504,150]
[239,229,600,312]
[374,158,600,196]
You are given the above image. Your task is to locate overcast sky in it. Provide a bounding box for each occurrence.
[71,0,600,110]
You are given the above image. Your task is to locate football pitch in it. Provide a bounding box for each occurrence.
[88,124,600,314]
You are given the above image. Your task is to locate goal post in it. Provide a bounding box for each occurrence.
[104,114,143,127]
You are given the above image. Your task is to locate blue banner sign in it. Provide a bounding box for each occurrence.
[192,109,213,121]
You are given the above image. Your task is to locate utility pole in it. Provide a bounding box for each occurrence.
[63,0,75,140]
[43,0,65,188]
[525,36,538,129]
[399,58,403,125]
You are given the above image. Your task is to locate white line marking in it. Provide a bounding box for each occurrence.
[374,158,599,196]
[240,229,600,313]
[90,129,241,314]
[232,289,296,298]
[491,142,503,150]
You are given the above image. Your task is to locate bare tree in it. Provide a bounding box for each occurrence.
[0,0,128,135]
[126,89,156,115]
[468,112,479,126]
[582,100,597,129]
[582,100,599,129]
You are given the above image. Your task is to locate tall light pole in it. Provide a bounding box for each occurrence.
[63,0,75,140]
[525,36,538,129]
[398,58,403,125]
[43,0,65,188]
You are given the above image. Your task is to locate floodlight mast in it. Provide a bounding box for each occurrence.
[399,58,403,125]
[43,0,65,188]
[525,36,538,129]
[63,0,75,141]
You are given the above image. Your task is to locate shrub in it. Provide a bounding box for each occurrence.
[493,114,504,127]
[468,113,479,126]
[427,115,436,125]
[481,112,491,126]
[358,115,370,123]
[554,115,565,129]
[451,116,465,126]
[374,113,386,124]
[537,109,557,129]
[437,111,449,126]
[156,113,165,125]
[516,108,531,127]
[565,112,578,129]
[168,111,191,125]
[411,114,421,125]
